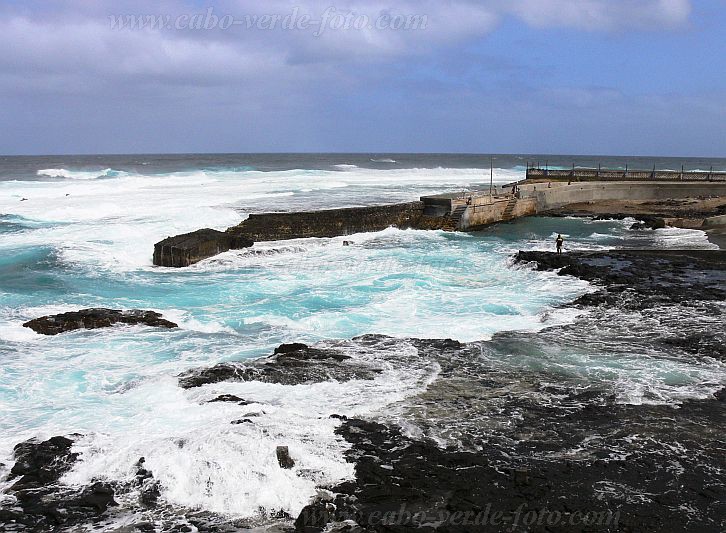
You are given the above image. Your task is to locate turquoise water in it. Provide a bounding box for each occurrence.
[0,160,720,518]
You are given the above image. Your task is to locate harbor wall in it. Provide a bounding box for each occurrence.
[227,201,445,242]
[459,197,537,229]
[153,180,726,267]
[528,182,726,211]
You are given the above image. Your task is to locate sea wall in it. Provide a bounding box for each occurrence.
[153,229,253,268]
[529,182,726,211]
[153,203,446,266]
[153,181,726,267]
[460,197,537,229]
[227,201,444,242]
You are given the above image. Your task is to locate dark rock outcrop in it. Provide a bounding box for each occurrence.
[276,446,295,469]
[153,228,253,267]
[514,249,726,310]
[9,436,79,490]
[2,435,118,530]
[134,457,161,507]
[23,308,178,335]
[207,394,250,405]
[297,398,725,533]
[179,342,379,389]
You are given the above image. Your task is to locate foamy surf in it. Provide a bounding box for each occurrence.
[2,156,725,529]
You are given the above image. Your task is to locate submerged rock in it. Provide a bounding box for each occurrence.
[207,394,251,405]
[276,446,295,469]
[23,308,178,335]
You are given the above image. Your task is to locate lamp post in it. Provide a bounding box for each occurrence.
[490,156,494,199]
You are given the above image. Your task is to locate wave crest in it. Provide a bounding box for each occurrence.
[37,168,125,180]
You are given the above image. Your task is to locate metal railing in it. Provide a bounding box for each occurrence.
[526,165,726,182]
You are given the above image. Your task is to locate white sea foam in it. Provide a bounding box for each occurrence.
[2,164,723,523]
[1,166,522,274]
[37,168,125,180]
[56,340,435,518]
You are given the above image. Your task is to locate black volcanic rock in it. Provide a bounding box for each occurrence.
[207,394,250,405]
[9,436,79,490]
[179,342,377,389]
[299,398,726,533]
[2,435,118,530]
[134,458,161,507]
[23,308,178,335]
[274,342,309,354]
[276,446,295,469]
[515,250,726,309]
[153,228,253,267]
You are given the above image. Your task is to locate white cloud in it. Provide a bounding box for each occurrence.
[507,0,691,31]
[0,0,694,92]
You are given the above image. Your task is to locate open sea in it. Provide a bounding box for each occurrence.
[1,153,725,525]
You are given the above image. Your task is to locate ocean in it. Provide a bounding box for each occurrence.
[1,153,725,527]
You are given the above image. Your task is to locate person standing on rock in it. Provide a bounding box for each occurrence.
[556,234,564,254]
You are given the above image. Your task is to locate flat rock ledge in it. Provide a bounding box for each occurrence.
[23,308,178,335]
[153,228,253,267]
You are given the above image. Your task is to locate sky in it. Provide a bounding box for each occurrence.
[0,0,724,156]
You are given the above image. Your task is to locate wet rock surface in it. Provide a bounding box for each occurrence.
[291,250,726,532]
[1,436,118,531]
[303,398,724,533]
[179,342,381,389]
[515,249,726,312]
[23,308,178,335]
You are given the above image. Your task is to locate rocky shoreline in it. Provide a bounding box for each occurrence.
[288,250,725,532]
[2,249,724,532]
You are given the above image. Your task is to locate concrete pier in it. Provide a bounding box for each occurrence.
[422,180,726,231]
[153,171,726,267]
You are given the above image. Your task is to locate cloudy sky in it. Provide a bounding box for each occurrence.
[1,0,724,155]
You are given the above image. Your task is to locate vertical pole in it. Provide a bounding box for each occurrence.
[490,156,494,199]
